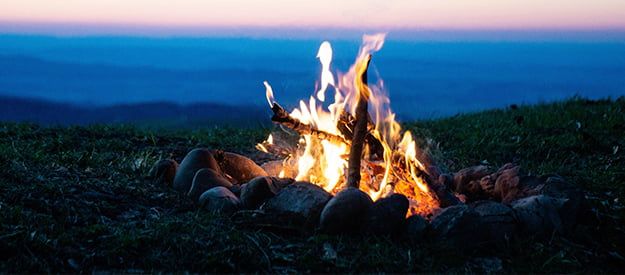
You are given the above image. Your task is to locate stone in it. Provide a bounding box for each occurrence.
[493,165,521,203]
[470,200,517,245]
[228,184,244,197]
[433,174,463,207]
[503,175,543,204]
[270,177,295,189]
[452,165,490,194]
[540,175,585,229]
[429,204,487,249]
[214,151,268,184]
[148,159,178,187]
[319,187,373,234]
[363,194,409,235]
[478,174,496,198]
[404,214,428,241]
[510,195,566,238]
[239,176,280,209]
[198,186,240,214]
[187,168,233,204]
[261,160,284,177]
[262,181,332,226]
[173,148,221,193]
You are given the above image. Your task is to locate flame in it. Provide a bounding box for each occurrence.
[259,34,439,217]
[263,81,275,107]
[316,41,335,102]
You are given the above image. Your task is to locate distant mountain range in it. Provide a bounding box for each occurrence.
[0,95,270,128]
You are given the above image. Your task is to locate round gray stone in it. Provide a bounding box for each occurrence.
[319,187,373,234]
[148,159,178,187]
[470,200,517,245]
[199,186,240,214]
[510,195,565,238]
[239,176,280,209]
[173,148,221,193]
[363,193,409,235]
[262,181,332,226]
[429,204,488,249]
[188,168,233,204]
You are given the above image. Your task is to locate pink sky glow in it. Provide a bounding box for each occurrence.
[1,0,625,35]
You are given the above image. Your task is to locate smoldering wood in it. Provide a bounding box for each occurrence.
[393,155,462,207]
[347,54,372,188]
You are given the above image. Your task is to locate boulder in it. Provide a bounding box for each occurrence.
[510,195,566,238]
[470,200,517,244]
[404,214,429,241]
[187,168,233,204]
[199,186,240,214]
[262,181,332,226]
[239,176,280,209]
[429,204,487,249]
[173,148,221,193]
[214,151,268,184]
[363,194,409,235]
[148,159,178,187]
[319,187,373,234]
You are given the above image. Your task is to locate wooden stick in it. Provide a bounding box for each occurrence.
[347,54,372,188]
[337,111,384,160]
[270,102,348,145]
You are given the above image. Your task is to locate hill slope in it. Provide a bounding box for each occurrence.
[0,95,268,127]
[0,97,623,272]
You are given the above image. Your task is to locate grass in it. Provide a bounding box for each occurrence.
[1,97,624,272]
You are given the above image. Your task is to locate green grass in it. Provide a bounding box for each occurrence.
[1,97,624,272]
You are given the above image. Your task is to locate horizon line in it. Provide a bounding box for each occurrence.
[2,20,625,41]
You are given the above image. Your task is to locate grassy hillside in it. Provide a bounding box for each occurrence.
[0,97,623,272]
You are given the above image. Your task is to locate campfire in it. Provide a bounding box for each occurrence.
[256,34,444,217]
[151,33,586,245]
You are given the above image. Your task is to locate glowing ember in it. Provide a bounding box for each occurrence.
[259,34,439,217]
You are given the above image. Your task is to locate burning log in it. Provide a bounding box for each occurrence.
[337,111,384,160]
[270,102,348,145]
[347,54,372,188]
[269,101,385,160]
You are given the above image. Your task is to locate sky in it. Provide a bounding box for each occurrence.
[1,0,625,36]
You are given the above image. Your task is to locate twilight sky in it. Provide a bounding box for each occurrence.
[1,0,625,35]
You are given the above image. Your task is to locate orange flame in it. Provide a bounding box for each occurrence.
[260,34,439,217]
